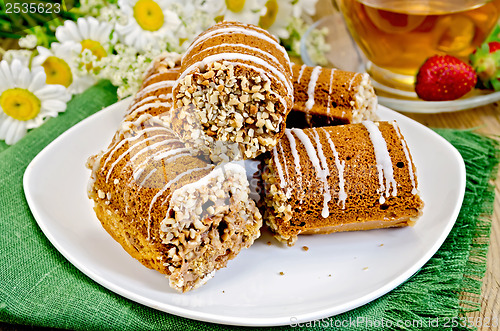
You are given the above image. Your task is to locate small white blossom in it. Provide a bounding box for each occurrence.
[2,50,33,66]
[293,0,318,18]
[18,35,38,49]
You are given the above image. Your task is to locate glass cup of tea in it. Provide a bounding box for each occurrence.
[335,0,500,95]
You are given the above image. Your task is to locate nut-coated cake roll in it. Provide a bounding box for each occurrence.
[287,64,377,128]
[261,121,423,246]
[172,21,294,161]
[87,114,262,292]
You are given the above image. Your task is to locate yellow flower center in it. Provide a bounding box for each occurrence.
[133,0,165,31]
[80,39,107,60]
[226,0,246,13]
[42,56,73,88]
[259,0,278,30]
[0,88,41,121]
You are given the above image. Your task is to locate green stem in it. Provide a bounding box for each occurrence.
[0,31,21,38]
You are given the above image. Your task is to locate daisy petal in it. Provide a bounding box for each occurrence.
[11,122,28,144]
[33,85,66,100]
[55,23,74,43]
[41,99,67,113]
[0,116,13,140]
[17,67,32,89]
[67,20,83,42]
[71,75,96,94]
[29,71,48,93]
[1,60,14,87]
[25,116,44,129]
[0,77,7,91]
[10,59,23,81]
[88,19,100,40]
[5,120,23,145]
[78,18,89,39]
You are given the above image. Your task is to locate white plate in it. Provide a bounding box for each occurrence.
[301,14,500,113]
[24,98,466,326]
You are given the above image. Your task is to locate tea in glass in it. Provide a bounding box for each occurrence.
[337,0,500,92]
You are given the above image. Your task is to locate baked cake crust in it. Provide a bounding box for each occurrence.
[287,64,377,128]
[87,112,262,292]
[261,121,423,246]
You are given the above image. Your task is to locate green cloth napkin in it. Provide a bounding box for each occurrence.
[0,81,498,330]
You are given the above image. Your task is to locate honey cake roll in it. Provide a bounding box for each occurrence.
[287,64,377,128]
[141,52,181,90]
[261,121,423,246]
[172,21,294,161]
[124,95,173,123]
[87,114,262,292]
[123,54,182,122]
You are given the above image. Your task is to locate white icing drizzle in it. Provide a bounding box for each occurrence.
[129,95,170,113]
[139,168,157,187]
[291,128,331,217]
[142,68,178,87]
[392,122,417,195]
[132,167,145,182]
[284,129,302,177]
[134,80,175,100]
[183,26,288,64]
[152,147,191,161]
[278,141,291,198]
[129,95,157,112]
[297,64,306,84]
[272,146,286,189]
[202,43,287,75]
[347,72,360,91]
[312,129,332,218]
[362,121,398,204]
[132,150,190,184]
[147,164,213,239]
[176,53,293,98]
[105,134,168,183]
[284,129,302,201]
[305,66,322,111]
[326,69,336,115]
[128,139,179,165]
[127,101,172,122]
[102,127,169,170]
[132,147,190,179]
[321,128,347,209]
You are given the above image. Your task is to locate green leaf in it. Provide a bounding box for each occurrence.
[486,24,500,43]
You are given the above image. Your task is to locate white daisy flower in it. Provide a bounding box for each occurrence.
[205,0,267,25]
[226,0,267,25]
[292,0,318,18]
[32,43,97,95]
[55,17,116,67]
[258,0,293,39]
[0,59,71,145]
[115,0,181,52]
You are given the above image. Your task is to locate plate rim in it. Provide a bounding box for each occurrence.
[23,100,466,326]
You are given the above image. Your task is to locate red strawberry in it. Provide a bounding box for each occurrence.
[415,55,477,101]
[470,41,500,90]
